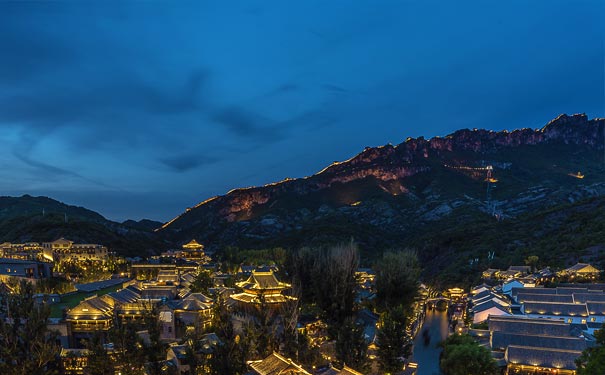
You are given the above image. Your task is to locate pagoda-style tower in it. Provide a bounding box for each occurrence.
[230,270,296,309]
[181,239,206,261]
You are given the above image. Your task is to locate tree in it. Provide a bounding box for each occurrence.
[84,332,115,375]
[524,255,539,271]
[377,306,411,373]
[576,329,605,374]
[375,250,421,310]
[440,334,497,375]
[312,241,359,330]
[109,314,146,375]
[142,306,167,375]
[190,270,213,295]
[0,280,60,374]
[280,284,301,361]
[208,296,250,375]
[335,317,367,372]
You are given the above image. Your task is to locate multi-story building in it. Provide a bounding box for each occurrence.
[0,258,52,282]
[0,242,44,260]
[42,238,109,263]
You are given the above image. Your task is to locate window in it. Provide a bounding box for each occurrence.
[582,319,587,324]
[567,318,573,323]
[591,317,596,322]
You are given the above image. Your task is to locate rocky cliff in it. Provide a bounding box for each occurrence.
[158,114,605,253]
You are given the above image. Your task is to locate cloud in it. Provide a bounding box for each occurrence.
[158,154,218,172]
[211,107,283,140]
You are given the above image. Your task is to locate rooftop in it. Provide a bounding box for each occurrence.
[248,352,311,375]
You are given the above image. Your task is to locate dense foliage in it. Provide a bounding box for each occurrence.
[440,334,497,375]
[576,329,605,375]
[375,250,421,309]
[0,281,60,374]
[376,306,411,373]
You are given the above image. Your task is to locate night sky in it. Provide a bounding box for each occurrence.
[1,1,603,222]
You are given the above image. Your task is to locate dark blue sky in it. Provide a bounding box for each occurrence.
[0,1,603,222]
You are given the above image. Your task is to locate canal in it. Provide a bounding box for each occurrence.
[412,308,449,375]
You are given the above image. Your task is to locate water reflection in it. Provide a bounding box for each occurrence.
[412,309,449,375]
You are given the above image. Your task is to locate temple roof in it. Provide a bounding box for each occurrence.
[564,263,599,273]
[66,296,114,321]
[248,352,311,375]
[236,270,291,291]
[182,239,204,250]
[230,292,295,305]
[170,293,213,311]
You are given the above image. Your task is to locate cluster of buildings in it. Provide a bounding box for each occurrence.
[0,238,111,283]
[1,238,109,263]
[38,239,349,374]
[465,262,604,374]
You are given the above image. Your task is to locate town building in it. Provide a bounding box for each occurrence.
[42,238,109,263]
[485,315,588,375]
[248,352,311,375]
[230,270,296,309]
[0,258,52,282]
[470,289,511,323]
[559,263,601,280]
[0,242,44,260]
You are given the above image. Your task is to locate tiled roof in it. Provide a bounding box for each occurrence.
[516,293,574,304]
[511,287,555,298]
[248,352,311,375]
[573,293,605,304]
[523,302,588,317]
[174,293,213,311]
[564,263,599,273]
[67,296,114,320]
[505,345,582,371]
[587,302,605,316]
[473,299,510,314]
[107,288,141,304]
[230,293,292,304]
[237,271,290,291]
[472,290,495,301]
[556,287,590,295]
[488,316,572,337]
[491,331,586,351]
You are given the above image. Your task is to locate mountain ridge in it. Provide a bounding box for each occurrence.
[157,113,605,250]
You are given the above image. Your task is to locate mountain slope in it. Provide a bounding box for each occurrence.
[0,195,168,256]
[158,114,605,254]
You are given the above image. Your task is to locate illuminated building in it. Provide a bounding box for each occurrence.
[42,238,108,263]
[248,352,311,375]
[0,258,52,282]
[229,270,296,309]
